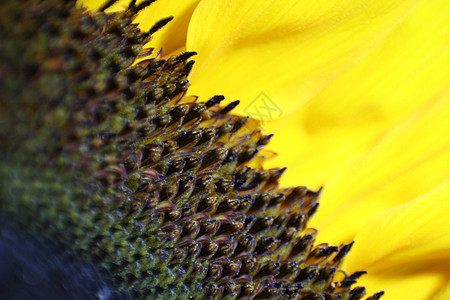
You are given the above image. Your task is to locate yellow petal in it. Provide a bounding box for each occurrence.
[133,0,201,56]
[264,0,450,190]
[345,181,450,271]
[187,0,421,117]
[311,91,450,244]
[353,262,449,300]
[343,181,450,299]
[435,283,450,300]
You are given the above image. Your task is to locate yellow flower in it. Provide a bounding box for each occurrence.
[81,0,450,298]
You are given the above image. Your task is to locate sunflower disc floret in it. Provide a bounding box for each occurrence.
[0,0,383,299]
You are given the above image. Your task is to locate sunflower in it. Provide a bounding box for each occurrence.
[79,0,450,298]
[1,0,449,299]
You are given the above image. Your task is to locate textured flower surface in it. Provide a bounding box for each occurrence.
[1,0,449,299]
[81,0,450,299]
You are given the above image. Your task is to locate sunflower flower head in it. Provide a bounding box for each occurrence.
[3,0,441,299]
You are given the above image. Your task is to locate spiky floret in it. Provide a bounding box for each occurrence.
[0,0,383,299]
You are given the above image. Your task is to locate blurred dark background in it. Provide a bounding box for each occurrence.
[0,225,129,300]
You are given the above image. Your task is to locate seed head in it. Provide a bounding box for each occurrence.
[0,0,383,299]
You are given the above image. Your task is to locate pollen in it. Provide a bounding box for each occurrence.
[0,0,383,299]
